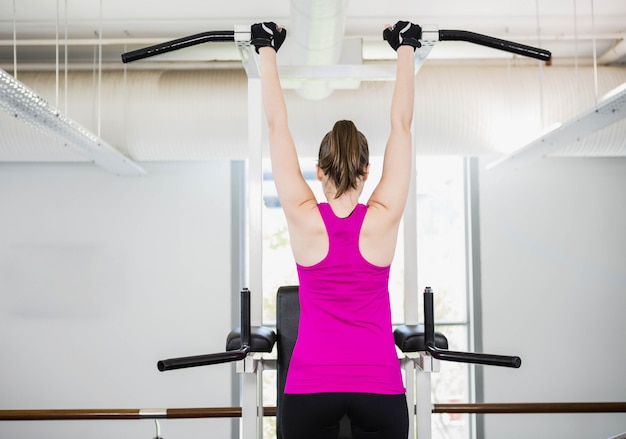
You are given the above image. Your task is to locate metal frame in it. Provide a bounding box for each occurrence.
[234,25,265,439]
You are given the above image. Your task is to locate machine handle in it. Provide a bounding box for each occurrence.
[157,347,249,371]
[424,286,522,368]
[157,288,251,372]
[438,29,551,62]
[121,30,235,63]
[427,345,521,368]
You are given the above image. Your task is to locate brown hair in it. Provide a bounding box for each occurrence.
[318,120,369,199]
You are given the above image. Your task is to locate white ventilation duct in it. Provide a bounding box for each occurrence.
[288,0,350,100]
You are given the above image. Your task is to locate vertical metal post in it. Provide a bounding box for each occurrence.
[465,157,484,439]
[403,26,439,438]
[240,288,251,347]
[402,358,416,439]
[415,358,434,439]
[403,122,419,325]
[240,363,259,439]
[247,75,263,327]
[403,24,438,325]
[424,287,434,347]
[235,25,264,439]
[256,356,266,437]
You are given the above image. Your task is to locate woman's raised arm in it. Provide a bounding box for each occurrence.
[367,22,420,221]
[254,23,317,219]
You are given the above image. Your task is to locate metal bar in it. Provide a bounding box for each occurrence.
[239,24,265,439]
[402,359,415,439]
[121,30,235,63]
[439,29,552,61]
[424,286,435,346]
[424,287,522,368]
[401,27,434,325]
[156,288,252,371]
[245,80,263,323]
[415,363,433,439]
[120,27,551,66]
[240,288,251,347]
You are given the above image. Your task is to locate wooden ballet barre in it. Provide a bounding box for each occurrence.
[432,402,626,414]
[3,402,626,421]
[0,407,275,421]
[0,408,145,421]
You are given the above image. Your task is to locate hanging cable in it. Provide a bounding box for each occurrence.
[97,0,103,139]
[590,0,599,106]
[12,0,17,79]
[535,0,545,127]
[122,36,128,151]
[64,0,68,113]
[573,0,579,85]
[55,0,60,108]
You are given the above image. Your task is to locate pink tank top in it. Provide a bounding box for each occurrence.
[284,203,405,395]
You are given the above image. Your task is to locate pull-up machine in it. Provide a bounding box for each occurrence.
[156,286,520,439]
[122,24,549,439]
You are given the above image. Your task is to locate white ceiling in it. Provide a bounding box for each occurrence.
[1,0,626,68]
[1,0,625,167]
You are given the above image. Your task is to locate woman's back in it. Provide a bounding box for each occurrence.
[285,203,405,395]
[286,193,404,268]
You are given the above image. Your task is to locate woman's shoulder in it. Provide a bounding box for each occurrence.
[284,199,324,230]
[287,201,328,266]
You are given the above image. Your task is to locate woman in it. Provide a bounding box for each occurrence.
[252,20,420,439]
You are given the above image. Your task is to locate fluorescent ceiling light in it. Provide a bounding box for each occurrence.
[487,82,626,169]
[0,68,145,176]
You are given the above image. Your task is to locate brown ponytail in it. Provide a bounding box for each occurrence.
[318,120,369,199]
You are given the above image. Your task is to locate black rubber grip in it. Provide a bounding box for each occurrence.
[157,347,249,371]
[122,30,235,63]
[428,345,522,368]
[439,29,551,61]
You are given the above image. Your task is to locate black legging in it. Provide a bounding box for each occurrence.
[281,393,409,439]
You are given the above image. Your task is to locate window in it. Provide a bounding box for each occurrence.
[261,156,472,439]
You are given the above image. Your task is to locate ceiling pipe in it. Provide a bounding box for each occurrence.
[288,0,350,100]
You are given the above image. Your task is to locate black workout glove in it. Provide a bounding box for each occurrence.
[383,21,422,51]
[251,22,287,53]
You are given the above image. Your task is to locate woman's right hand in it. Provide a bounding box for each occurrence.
[383,21,422,51]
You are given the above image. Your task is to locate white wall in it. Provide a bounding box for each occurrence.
[479,157,626,439]
[0,162,235,439]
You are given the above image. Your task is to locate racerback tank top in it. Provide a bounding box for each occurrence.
[284,202,405,394]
